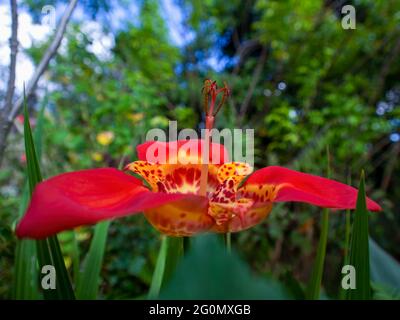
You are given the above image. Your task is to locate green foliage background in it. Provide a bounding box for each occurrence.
[0,0,399,299]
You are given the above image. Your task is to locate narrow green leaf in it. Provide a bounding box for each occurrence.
[71,232,80,284]
[344,210,351,262]
[305,146,331,299]
[13,181,40,299]
[76,221,110,299]
[162,237,183,287]
[343,175,352,263]
[339,174,352,300]
[148,236,168,299]
[22,92,75,300]
[13,103,46,299]
[148,236,183,299]
[23,97,42,194]
[306,209,329,299]
[225,232,232,253]
[339,207,352,300]
[346,171,371,300]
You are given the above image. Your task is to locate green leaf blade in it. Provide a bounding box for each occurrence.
[13,182,40,300]
[22,94,75,300]
[76,221,110,299]
[305,145,331,300]
[148,236,183,299]
[346,171,371,300]
[305,209,329,299]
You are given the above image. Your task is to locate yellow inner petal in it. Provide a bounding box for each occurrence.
[238,183,281,202]
[125,161,164,191]
[126,161,220,195]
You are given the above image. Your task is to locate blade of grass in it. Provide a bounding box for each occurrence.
[225,232,232,253]
[305,209,329,299]
[162,237,184,286]
[339,176,352,299]
[148,236,169,299]
[76,221,110,299]
[14,182,40,299]
[22,90,75,299]
[148,236,183,299]
[344,209,351,261]
[345,171,371,300]
[70,232,80,284]
[13,102,46,299]
[305,146,331,300]
[343,174,352,261]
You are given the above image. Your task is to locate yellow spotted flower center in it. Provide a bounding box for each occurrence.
[125,161,276,235]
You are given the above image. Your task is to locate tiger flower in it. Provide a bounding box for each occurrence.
[16,139,381,239]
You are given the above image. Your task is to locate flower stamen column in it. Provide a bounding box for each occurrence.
[199,80,230,196]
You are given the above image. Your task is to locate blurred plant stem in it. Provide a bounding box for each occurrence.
[148,236,183,299]
[225,232,232,254]
[305,146,331,299]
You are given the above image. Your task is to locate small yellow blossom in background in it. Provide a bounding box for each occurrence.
[75,227,92,241]
[64,256,72,269]
[150,115,169,128]
[128,112,144,124]
[91,152,104,162]
[96,93,105,101]
[96,131,114,146]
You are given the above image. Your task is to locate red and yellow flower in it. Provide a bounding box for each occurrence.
[16,139,381,239]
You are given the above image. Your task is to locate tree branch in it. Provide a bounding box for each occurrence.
[2,0,18,115]
[0,0,78,167]
[231,39,261,76]
[8,0,78,122]
[238,46,267,120]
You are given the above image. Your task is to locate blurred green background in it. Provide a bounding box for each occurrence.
[0,0,399,299]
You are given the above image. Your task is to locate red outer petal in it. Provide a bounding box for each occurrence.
[16,168,202,239]
[243,166,382,211]
[137,139,229,164]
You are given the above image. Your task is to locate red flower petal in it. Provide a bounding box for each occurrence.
[16,168,200,239]
[243,166,382,211]
[137,139,229,164]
